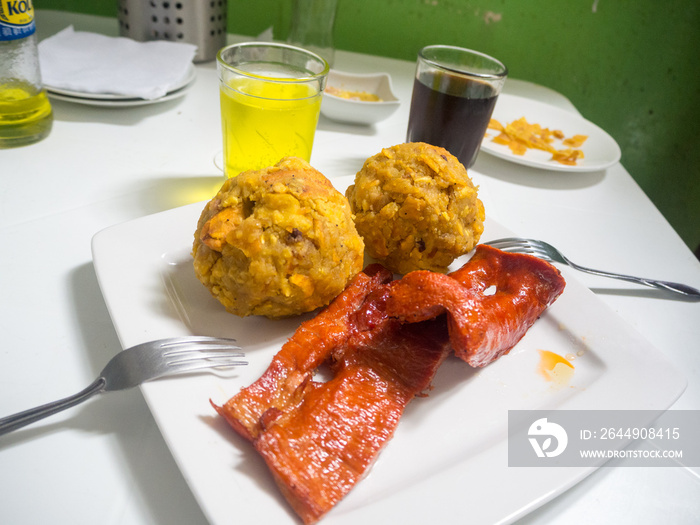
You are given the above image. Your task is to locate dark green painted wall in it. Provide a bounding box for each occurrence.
[40,0,700,252]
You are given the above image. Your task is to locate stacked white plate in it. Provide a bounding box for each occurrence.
[39,26,198,107]
[44,65,196,107]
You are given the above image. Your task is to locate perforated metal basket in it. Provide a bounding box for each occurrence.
[117,0,227,62]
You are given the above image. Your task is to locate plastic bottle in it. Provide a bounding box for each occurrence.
[0,0,53,148]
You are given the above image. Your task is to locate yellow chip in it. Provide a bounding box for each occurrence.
[562,134,588,148]
[487,118,588,165]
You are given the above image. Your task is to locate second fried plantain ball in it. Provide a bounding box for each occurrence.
[193,157,365,318]
[346,142,484,274]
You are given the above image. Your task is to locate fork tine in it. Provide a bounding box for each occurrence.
[484,237,529,249]
[518,239,557,259]
[159,336,239,348]
[488,239,542,254]
[485,238,556,262]
[164,345,244,356]
[165,361,248,375]
[166,356,248,372]
[156,336,247,371]
[158,337,242,355]
[513,241,552,259]
[486,238,533,251]
[164,341,246,369]
[167,350,245,362]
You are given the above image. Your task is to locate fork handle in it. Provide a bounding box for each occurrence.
[0,378,105,437]
[567,262,700,299]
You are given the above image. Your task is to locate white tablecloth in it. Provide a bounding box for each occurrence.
[1,10,698,525]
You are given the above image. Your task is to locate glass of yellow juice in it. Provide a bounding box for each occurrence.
[216,42,329,178]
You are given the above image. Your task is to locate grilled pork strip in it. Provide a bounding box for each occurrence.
[386,244,566,367]
[255,315,450,523]
[215,264,450,523]
[214,263,394,442]
[215,246,565,523]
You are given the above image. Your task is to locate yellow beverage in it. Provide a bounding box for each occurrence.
[0,81,53,148]
[220,77,322,177]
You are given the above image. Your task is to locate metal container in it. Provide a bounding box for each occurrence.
[117,0,228,62]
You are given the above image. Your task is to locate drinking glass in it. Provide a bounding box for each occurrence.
[406,45,507,168]
[217,42,329,178]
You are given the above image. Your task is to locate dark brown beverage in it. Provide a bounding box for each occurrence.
[407,71,499,168]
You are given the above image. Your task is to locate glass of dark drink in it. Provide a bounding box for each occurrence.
[406,45,507,168]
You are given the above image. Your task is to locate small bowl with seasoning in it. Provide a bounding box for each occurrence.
[321,70,400,125]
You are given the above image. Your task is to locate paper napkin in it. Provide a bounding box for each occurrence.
[38,26,197,100]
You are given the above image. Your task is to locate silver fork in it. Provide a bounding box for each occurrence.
[486,237,700,299]
[0,336,246,436]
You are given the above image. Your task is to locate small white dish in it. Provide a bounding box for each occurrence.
[321,70,400,125]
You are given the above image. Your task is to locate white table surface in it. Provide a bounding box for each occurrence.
[1,10,699,525]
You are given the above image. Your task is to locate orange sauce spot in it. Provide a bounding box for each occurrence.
[538,349,574,386]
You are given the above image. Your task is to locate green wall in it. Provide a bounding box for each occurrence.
[40,0,700,253]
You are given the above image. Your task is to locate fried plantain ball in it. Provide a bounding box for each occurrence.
[346,142,484,274]
[193,157,365,318]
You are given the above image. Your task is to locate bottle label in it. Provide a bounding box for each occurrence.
[0,0,35,41]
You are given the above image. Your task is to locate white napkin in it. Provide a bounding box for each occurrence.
[38,26,197,100]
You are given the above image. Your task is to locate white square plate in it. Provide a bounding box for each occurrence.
[92,175,685,524]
